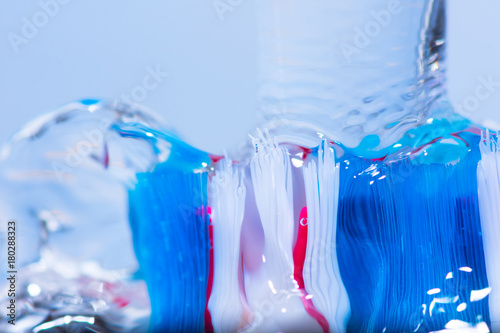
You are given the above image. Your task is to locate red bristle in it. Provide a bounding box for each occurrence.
[209,154,225,164]
[293,207,309,289]
[293,207,330,333]
[204,208,215,333]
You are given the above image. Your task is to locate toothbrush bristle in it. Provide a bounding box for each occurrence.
[129,170,210,332]
[208,158,247,332]
[478,129,500,330]
[128,130,496,332]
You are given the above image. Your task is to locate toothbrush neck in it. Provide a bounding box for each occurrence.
[257,0,447,149]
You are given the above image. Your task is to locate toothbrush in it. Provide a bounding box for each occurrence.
[129,129,494,332]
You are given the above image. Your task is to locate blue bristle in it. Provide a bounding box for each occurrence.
[337,146,490,332]
[129,169,209,332]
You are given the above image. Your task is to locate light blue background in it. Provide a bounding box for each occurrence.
[0,0,499,154]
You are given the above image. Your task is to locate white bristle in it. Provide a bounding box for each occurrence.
[245,130,320,332]
[302,140,351,333]
[208,157,246,333]
[477,130,500,331]
[250,129,295,271]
